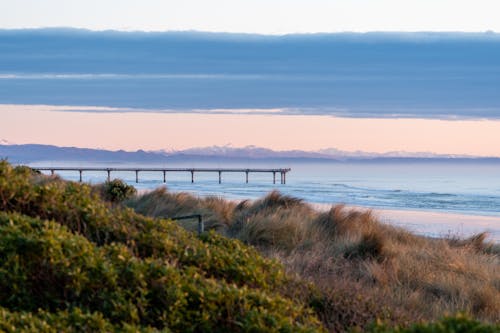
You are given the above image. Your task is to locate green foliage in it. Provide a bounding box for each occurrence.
[366,314,500,333]
[0,161,288,291]
[0,161,324,332]
[0,212,321,331]
[0,307,162,332]
[98,178,137,203]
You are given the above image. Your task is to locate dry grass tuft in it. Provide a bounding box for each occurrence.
[448,232,500,255]
[125,187,236,231]
[343,231,388,261]
[228,191,315,251]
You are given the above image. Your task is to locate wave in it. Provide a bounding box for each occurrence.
[0,73,269,80]
[35,162,500,217]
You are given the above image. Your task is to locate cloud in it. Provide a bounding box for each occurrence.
[1,30,500,119]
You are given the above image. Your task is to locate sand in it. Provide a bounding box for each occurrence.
[310,203,500,242]
[375,208,500,242]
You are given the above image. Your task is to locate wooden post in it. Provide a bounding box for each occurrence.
[273,171,276,184]
[163,170,166,183]
[283,172,286,184]
[218,171,222,184]
[79,170,82,182]
[107,170,111,182]
[281,172,284,184]
[135,170,139,183]
[191,170,194,183]
[51,169,54,176]
[245,170,249,184]
[197,215,204,235]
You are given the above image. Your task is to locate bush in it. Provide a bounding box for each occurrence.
[0,211,322,331]
[0,161,289,291]
[0,307,162,332]
[367,314,500,333]
[98,179,137,203]
[0,161,324,332]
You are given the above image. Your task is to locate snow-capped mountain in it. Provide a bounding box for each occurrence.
[0,143,490,164]
[159,145,475,160]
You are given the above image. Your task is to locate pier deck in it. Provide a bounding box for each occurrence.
[33,167,291,184]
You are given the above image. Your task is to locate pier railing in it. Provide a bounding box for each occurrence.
[32,167,291,184]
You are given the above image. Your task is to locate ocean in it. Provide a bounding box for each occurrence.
[30,160,500,218]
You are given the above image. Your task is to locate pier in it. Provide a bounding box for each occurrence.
[33,167,291,184]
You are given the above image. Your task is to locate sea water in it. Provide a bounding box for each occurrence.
[30,160,500,217]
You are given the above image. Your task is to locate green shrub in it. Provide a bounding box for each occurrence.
[97,178,137,203]
[0,307,163,332]
[366,314,500,333]
[0,161,288,292]
[0,211,322,332]
[0,161,324,332]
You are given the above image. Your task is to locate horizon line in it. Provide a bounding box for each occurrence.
[1,27,499,38]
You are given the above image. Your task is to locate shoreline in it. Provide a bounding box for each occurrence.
[137,188,500,242]
[310,202,500,242]
[376,208,500,242]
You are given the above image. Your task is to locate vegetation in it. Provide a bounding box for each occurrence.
[93,178,137,203]
[367,314,500,333]
[0,160,498,332]
[0,161,323,332]
[127,188,500,332]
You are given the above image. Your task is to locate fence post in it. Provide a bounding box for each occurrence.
[197,215,204,235]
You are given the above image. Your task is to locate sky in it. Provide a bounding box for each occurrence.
[1,2,500,156]
[1,0,500,34]
[2,105,500,157]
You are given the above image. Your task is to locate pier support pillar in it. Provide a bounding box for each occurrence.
[245,170,249,184]
[163,171,166,183]
[79,170,82,182]
[107,170,111,182]
[218,171,222,184]
[51,169,54,176]
[135,170,139,183]
[191,170,194,183]
[283,172,286,184]
[273,172,276,184]
[280,172,284,184]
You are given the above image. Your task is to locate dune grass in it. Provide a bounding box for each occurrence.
[126,187,500,332]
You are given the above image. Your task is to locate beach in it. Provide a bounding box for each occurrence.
[309,203,500,242]
[377,208,500,242]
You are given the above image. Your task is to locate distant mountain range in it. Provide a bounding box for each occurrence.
[1,142,499,164]
[173,145,478,159]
